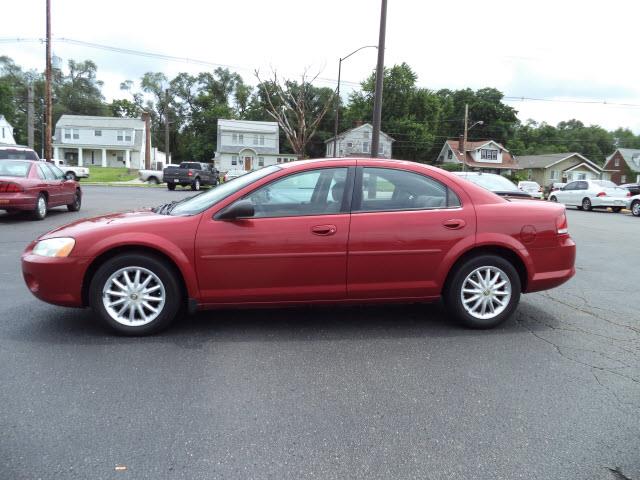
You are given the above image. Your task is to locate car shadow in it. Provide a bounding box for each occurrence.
[9,299,559,349]
[0,208,72,224]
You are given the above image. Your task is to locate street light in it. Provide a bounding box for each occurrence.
[462,102,484,172]
[332,45,377,157]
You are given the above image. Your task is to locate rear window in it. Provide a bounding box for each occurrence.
[460,174,519,192]
[0,148,39,160]
[592,180,616,188]
[0,160,31,177]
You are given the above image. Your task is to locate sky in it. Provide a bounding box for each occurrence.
[2,0,640,133]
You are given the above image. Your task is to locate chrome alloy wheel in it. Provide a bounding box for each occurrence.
[37,196,46,217]
[102,267,166,326]
[460,266,512,320]
[632,201,640,217]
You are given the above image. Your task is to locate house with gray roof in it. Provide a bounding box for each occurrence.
[0,115,16,145]
[515,152,604,187]
[52,115,149,168]
[602,148,640,184]
[324,123,394,159]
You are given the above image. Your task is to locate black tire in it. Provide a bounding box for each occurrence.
[612,207,622,213]
[65,171,77,181]
[631,200,640,217]
[549,196,557,202]
[148,176,160,185]
[33,193,47,220]
[167,183,176,191]
[444,254,521,329]
[67,190,81,212]
[88,253,182,335]
[191,178,201,191]
[582,197,592,211]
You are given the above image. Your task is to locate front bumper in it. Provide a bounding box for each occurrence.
[525,235,577,293]
[21,251,90,307]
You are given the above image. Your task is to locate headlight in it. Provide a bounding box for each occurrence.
[33,237,76,257]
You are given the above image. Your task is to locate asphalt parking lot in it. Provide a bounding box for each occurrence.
[1,186,639,480]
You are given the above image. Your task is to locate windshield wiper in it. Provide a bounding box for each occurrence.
[153,201,178,215]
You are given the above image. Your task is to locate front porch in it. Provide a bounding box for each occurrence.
[54,146,133,168]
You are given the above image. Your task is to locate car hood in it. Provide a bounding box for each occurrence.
[39,209,167,240]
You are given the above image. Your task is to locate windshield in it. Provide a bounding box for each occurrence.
[0,160,31,177]
[458,174,518,192]
[0,148,39,160]
[170,166,280,215]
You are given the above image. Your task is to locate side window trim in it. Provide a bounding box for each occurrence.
[352,167,462,213]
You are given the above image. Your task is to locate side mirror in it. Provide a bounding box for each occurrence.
[216,199,254,220]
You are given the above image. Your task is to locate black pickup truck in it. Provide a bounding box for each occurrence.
[163,162,218,191]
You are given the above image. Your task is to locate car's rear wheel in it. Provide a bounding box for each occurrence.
[167,183,175,191]
[89,253,182,335]
[549,196,557,202]
[33,193,47,220]
[632,200,640,217]
[444,255,521,329]
[67,190,81,212]
[148,176,159,185]
[612,207,622,213]
[582,197,592,211]
[191,178,201,191]
[65,171,77,181]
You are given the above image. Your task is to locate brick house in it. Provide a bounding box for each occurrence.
[602,149,640,184]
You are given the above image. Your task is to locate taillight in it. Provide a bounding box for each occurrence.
[188,170,193,177]
[626,191,631,197]
[556,212,569,235]
[0,182,24,193]
[596,192,606,197]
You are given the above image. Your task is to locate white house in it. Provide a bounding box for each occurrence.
[214,119,298,172]
[324,123,394,158]
[52,115,148,168]
[0,115,17,145]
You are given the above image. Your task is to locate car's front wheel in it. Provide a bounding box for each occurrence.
[33,193,47,220]
[67,190,81,212]
[89,253,182,335]
[65,171,77,181]
[549,195,557,202]
[444,255,521,329]
[632,200,640,217]
[192,178,201,191]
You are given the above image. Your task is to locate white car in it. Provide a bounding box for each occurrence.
[139,164,180,184]
[626,194,640,217]
[223,169,249,182]
[47,158,90,181]
[517,181,543,199]
[548,179,630,212]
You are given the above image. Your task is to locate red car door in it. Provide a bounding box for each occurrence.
[195,166,353,304]
[47,162,76,204]
[35,163,61,205]
[347,166,476,299]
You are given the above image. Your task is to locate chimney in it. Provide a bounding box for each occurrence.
[354,120,363,127]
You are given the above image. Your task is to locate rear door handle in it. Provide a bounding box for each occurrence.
[443,219,466,230]
[311,224,337,236]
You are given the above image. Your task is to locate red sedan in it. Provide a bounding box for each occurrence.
[21,159,575,335]
[0,160,82,220]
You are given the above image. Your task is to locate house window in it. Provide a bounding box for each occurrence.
[277,157,282,163]
[94,130,102,137]
[347,142,353,148]
[125,131,132,141]
[363,141,370,153]
[363,131,369,139]
[253,135,259,145]
[258,156,264,167]
[480,149,498,160]
[117,130,123,141]
[117,153,124,163]
[621,175,627,183]
[550,170,558,180]
[72,129,79,139]
[1,127,4,138]
[447,150,452,160]
[232,133,238,144]
[614,158,620,167]
[577,172,586,180]
[238,134,244,144]
[231,155,238,166]
[379,144,384,154]
[259,135,265,145]
[64,129,71,139]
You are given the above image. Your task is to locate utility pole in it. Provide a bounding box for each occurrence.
[462,103,468,172]
[142,111,151,169]
[371,0,387,158]
[164,89,170,165]
[44,0,52,160]
[27,84,35,149]
[332,60,342,157]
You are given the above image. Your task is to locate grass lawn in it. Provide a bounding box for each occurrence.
[88,167,138,183]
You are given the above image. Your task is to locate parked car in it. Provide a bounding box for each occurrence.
[47,158,90,181]
[550,182,566,192]
[139,164,180,184]
[0,159,81,220]
[620,183,640,196]
[0,144,39,160]
[22,158,575,335]
[453,172,534,198]
[548,179,631,212]
[626,194,640,217]
[223,169,249,182]
[517,181,543,199]
[163,162,218,191]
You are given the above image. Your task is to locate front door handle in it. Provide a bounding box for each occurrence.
[311,224,337,236]
[442,219,466,230]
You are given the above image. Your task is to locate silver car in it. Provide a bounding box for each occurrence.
[517,181,543,199]
[548,179,630,212]
[625,194,640,217]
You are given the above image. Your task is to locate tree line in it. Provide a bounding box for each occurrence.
[2,56,639,165]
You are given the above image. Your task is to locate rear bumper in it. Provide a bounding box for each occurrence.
[21,252,89,307]
[0,192,37,211]
[525,236,576,293]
